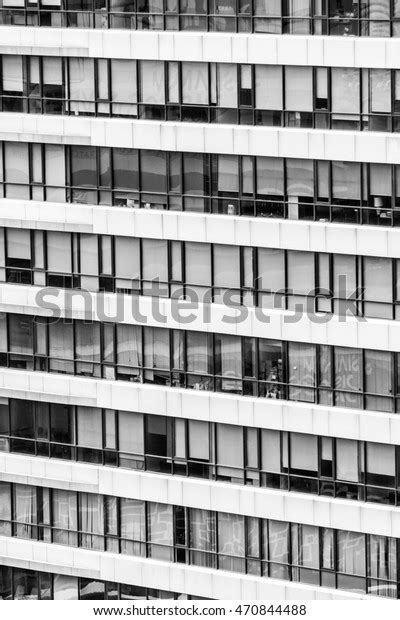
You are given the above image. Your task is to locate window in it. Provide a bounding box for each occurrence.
[47,232,72,273]
[181,62,208,104]
[50,404,74,445]
[288,343,316,402]
[256,157,284,197]
[13,484,37,539]
[214,334,242,392]
[112,148,138,190]
[52,489,78,546]
[334,347,362,408]
[364,350,392,412]
[140,151,167,193]
[336,439,358,483]
[111,60,137,115]
[366,443,395,488]
[77,407,102,449]
[290,434,318,476]
[69,58,95,114]
[216,64,237,108]
[2,56,23,94]
[53,575,78,600]
[71,146,97,187]
[148,502,174,561]
[255,66,282,110]
[218,513,245,572]
[285,67,313,111]
[189,508,216,568]
[140,61,165,104]
[216,424,243,479]
[332,69,360,116]
[363,258,392,319]
[79,492,104,550]
[213,244,240,290]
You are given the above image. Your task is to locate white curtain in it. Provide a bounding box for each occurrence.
[140,61,165,104]
[182,62,208,105]
[14,485,36,539]
[2,56,23,92]
[288,343,316,402]
[255,66,283,110]
[0,483,11,535]
[116,325,142,367]
[144,327,169,369]
[142,239,168,282]
[337,531,365,576]
[47,232,72,273]
[52,489,78,546]
[115,237,140,286]
[256,157,284,196]
[111,60,137,115]
[286,159,314,197]
[336,439,358,482]
[287,251,314,295]
[148,502,174,561]
[185,243,211,286]
[257,248,285,292]
[299,525,319,568]
[120,498,146,556]
[216,334,241,378]
[217,64,237,107]
[290,434,318,473]
[363,258,392,303]
[49,322,74,362]
[322,528,334,570]
[43,58,62,86]
[285,67,313,112]
[261,429,280,473]
[118,411,144,455]
[77,407,102,449]
[331,68,360,115]
[5,143,29,184]
[189,508,216,568]
[69,59,95,114]
[217,513,245,572]
[6,229,31,261]
[216,424,243,468]
[45,145,66,202]
[267,520,290,563]
[213,244,240,288]
[188,420,210,460]
[217,155,239,193]
[370,69,391,113]
[369,535,396,583]
[79,493,104,550]
[366,443,395,479]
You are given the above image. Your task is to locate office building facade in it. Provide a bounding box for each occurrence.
[0,0,400,602]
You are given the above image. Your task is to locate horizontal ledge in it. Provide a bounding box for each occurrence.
[1,114,400,164]
[0,282,399,351]
[0,536,366,600]
[0,368,398,446]
[2,199,400,259]
[0,452,398,537]
[0,28,399,70]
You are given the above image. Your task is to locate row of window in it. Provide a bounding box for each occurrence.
[4,227,400,321]
[1,398,400,506]
[2,57,400,132]
[0,566,196,600]
[2,141,400,227]
[0,0,399,37]
[0,482,397,598]
[1,313,399,413]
